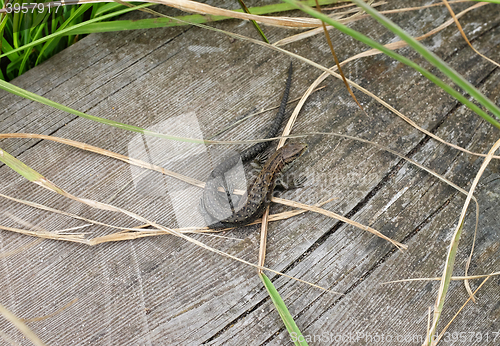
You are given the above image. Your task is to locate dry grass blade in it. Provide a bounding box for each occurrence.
[258,92,294,269]
[256,197,335,271]
[228,197,337,229]
[310,132,480,217]
[0,238,43,258]
[428,137,500,344]
[433,276,491,345]
[3,129,474,249]
[0,192,157,233]
[258,59,305,270]
[0,304,46,346]
[277,2,497,162]
[323,0,386,12]
[112,0,497,162]
[0,133,205,188]
[85,200,317,244]
[383,271,500,284]
[336,2,488,64]
[208,86,326,139]
[64,200,330,243]
[269,196,337,220]
[425,306,432,346]
[1,130,478,250]
[258,206,270,273]
[314,0,368,117]
[275,0,479,46]
[275,0,384,46]
[313,132,480,265]
[93,195,334,290]
[0,133,336,246]
[322,1,358,11]
[148,0,322,28]
[463,212,479,302]
[442,0,500,68]
[0,225,89,244]
[0,133,299,197]
[274,197,407,250]
[21,298,78,323]
[0,148,335,292]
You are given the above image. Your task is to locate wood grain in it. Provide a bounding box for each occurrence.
[1,1,499,345]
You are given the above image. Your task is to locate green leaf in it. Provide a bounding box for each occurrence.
[63,0,342,35]
[470,0,500,3]
[35,4,92,65]
[0,145,45,182]
[259,273,309,346]
[0,78,214,144]
[12,10,20,48]
[0,3,152,59]
[1,35,20,61]
[6,56,22,75]
[93,2,127,17]
[19,22,46,76]
[236,0,269,44]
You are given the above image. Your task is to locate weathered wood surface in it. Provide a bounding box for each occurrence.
[1,1,500,345]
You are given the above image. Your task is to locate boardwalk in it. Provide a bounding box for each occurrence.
[1,1,500,345]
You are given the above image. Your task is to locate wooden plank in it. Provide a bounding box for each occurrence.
[0,1,499,345]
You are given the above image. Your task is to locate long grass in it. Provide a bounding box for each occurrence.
[0,1,128,80]
[0,0,342,80]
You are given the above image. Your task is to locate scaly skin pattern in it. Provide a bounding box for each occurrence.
[201,63,293,218]
[205,143,307,229]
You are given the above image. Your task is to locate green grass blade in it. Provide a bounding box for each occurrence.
[64,0,341,35]
[282,0,500,131]
[236,0,269,43]
[19,22,46,76]
[0,78,214,144]
[7,56,22,77]
[427,220,464,344]
[350,0,500,121]
[35,4,92,65]
[429,138,500,343]
[0,145,70,198]
[18,42,32,76]
[12,10,20,48]
[50,9,59,35]
[0,145,46,182]
[0,3,152,59]
[0,9,9,55]
[259,273,308,346]
[90,2,101,17]
[1,35,20,61]
[94,2,126,17]
[65,15,206,34]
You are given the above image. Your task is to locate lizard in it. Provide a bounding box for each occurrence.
[201,143,308,229]
[200,62,294,222]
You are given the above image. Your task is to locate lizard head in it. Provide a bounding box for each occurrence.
[280,143,308,164]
